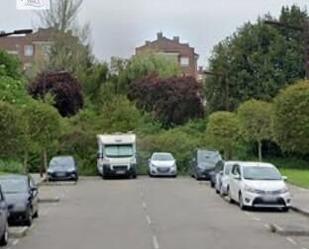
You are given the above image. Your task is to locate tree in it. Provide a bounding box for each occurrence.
[0,102,24,158]
[237,100,273,161]
[28,71,84,117]
[24,101,61,175]
[128,75,204,127]
[118,53,180,94]
[0,50,23,80]
[0,76,30,105]
[99,96,141,133]
[206,5,307,112]
[273,80,309,154]
[206,112,239,160]
[37,0,93,77]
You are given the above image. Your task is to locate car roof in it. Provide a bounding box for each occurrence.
[51,155,74,160]
[0,174,28,180]
[152,152,173,156]
[238,162,275,168]
[224,161,242,166]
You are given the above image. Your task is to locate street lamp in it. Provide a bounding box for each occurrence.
[0,29,33,38]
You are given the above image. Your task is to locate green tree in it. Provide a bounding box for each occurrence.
[0,50,23,80]
[117,53,181,94]
[206,5,307,112]
[273,80,309,154]
[237,100,273,161]
[24,101,61,175]
[206,112,239,159]
[0,101,24,158]
[0,76,30,105]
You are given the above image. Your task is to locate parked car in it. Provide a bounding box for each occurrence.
[0,175,39,226]
[215,161,240,195]
[190,149,222,181]
[148,152,177,177]
[209,160,224,188]
[47,156,79,181]
[228,162,291,211]
[0,186,9,246]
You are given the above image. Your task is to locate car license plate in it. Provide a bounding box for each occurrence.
[116,170,126,174]
[56,172,66,177]
[263,195,276,202]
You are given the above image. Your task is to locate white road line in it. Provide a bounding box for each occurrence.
[12,239,19,246]
[252,217,261,221]
[152,235,160,249]
[142,202,147,209]
[146,215,152,225]
[286,237,297,246]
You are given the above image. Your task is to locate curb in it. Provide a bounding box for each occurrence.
[38,197,60,203]
[9,227,29,238]
[291,205,309,217]
[269,223,309,236]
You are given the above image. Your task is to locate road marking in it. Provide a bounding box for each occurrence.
[152,235,160,249]
[146,215,152,225]
[286,237,297,246]
[264,224,271,229]
[12,239,19,246]
[252,217,261,221]
[142,202,147,209]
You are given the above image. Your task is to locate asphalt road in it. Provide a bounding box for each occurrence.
[8,177,309,249]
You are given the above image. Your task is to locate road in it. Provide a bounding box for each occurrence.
[8,177,309,249]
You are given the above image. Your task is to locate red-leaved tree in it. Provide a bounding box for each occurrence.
[28,71,84,117]
[128,75,204,126]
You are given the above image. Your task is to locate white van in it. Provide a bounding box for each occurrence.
[97,133,137,179]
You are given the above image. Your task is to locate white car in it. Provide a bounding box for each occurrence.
[215,161,240,196]
[228,162,291,211]
[148,152,177,177]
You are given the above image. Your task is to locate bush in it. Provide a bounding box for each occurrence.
[0,160,24,174]
[273,80,309,155]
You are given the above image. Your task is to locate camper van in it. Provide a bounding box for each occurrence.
[97,133,137,179]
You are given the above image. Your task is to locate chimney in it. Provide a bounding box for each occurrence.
[157,32,163,39]
[173,36,179,42]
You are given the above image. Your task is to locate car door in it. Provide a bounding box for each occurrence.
[0,188,7,235]
[230,164,241,200]
[29,176,39,215]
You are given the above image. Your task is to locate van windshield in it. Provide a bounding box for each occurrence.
[105,144,134,158]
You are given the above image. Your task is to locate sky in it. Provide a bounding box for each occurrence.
[1,0,308,67]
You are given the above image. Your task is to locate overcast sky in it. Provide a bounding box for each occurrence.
[1,0,308,66]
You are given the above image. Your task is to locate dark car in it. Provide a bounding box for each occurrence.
[47,156,79,181]
[0,175,39,226]
[0,186,9,246]
[190,149,223,181]
[209,160,224,188]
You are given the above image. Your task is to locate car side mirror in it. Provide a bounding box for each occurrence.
[282,176,288,181]
[7,204,13,211]
[219,171,223,175]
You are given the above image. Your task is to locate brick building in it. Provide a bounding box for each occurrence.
[136,32,199,78]
[0,28,54,71]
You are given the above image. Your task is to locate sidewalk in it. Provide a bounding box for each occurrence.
[289,184,309,216]
[30,173,46,185]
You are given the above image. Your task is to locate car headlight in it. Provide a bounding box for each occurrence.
[244,185,260,194]
[278,187,289,194]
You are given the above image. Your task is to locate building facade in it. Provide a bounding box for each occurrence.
[136,32,199,78]
[0,28,53,71]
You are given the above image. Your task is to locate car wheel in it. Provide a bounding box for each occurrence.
[33,209,39,218]
[210,181,215,188]
[228,188,234,203]
[239,193,246,210]
[25,209,33,226]
[282,207,289,212]
[0,222,8,246]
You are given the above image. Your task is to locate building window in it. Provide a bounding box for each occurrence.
[24,45,34,57]
[180,57,189,67]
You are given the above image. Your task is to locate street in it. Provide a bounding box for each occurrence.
[8,177,309,249]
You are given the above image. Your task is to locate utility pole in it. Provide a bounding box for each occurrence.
[204,70,230,111]
[0,29,32,38]
[265,18,309,79]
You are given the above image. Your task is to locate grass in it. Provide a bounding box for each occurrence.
[279,168,309,188]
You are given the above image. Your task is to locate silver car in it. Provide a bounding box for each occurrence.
[215,161,240,196]
[148,152,177,177]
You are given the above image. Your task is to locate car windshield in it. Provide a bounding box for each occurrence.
[152,154,174,161]
[0,178,28,193]
[198,151,221,163]
[105,144,134,158]
[243,166,282,180]
[49,157,74,169]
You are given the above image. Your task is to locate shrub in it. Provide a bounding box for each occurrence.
[0,160,24,174]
